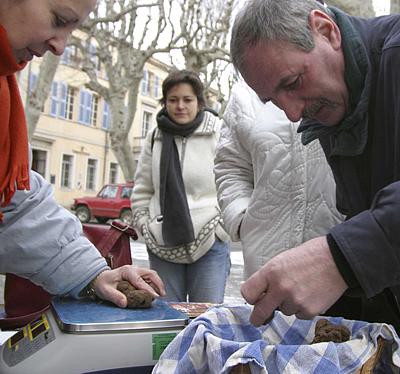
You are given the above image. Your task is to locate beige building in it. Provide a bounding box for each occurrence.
[18,49,170,209]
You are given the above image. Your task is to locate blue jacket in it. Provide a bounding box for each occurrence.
[0,170,109,297]
[318,12,400,327]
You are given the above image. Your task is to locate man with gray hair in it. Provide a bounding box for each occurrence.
[231,0,400,332]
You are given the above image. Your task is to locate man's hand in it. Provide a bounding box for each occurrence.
[241,236,348,326]
[91,266,166,308]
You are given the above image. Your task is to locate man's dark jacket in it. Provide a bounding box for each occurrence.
[315,12,400,330]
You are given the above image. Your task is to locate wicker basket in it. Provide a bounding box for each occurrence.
[356,338,386,374]
[230,363,251,374]
[230,338,387,374]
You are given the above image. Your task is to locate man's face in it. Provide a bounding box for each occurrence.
[240,23,349,126]
[0,0,96,64]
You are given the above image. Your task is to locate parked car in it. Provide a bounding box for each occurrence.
[71,182,134,224]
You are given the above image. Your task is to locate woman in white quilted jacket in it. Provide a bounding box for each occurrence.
[215,81,343,279]
[131,69,231,302]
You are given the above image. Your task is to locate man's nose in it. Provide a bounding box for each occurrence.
[274,95,304,123]
[47,35,67,56]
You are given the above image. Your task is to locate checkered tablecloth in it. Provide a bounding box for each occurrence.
[153,305,400,374]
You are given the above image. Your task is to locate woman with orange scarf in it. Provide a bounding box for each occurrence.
[0,0,165,320]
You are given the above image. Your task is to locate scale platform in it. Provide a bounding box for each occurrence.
[52,297,188,333]
[0,297,189,374]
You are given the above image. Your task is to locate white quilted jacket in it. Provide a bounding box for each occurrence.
[215,82,344,279]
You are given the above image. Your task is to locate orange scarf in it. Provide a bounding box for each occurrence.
[0,25,30,220]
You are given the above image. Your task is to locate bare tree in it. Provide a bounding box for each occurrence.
[177,0,234,110]
[25,54,61,139]
[75,0,181,181]
[25,0,236,180]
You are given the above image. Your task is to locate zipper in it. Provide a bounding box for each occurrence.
[180,136,187,171]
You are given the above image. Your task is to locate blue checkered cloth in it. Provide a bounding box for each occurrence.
[153,305,400,373]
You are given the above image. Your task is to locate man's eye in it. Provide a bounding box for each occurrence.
[286,76,301,91]
[53,15,67,27]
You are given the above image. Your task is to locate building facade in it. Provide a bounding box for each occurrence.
[18,48,169,208]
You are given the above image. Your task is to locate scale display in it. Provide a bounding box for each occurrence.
[2,313,55,367]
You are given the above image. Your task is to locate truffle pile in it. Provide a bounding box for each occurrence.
[311,319,351,344]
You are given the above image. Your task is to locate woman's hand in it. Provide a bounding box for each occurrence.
[91,265,166,308]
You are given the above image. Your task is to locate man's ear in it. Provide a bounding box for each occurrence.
[309,9,342,50]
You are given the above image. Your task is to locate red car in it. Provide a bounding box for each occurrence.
[71,182,134,224]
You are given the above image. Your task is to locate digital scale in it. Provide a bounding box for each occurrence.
[0,297,189,374]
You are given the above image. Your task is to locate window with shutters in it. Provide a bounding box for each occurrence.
[141,69,150,95]
[103,101,110,129]
[65,86,75,120]
[78,89,93,125]
[141,111,153,138]
[91,95,99,126]
[86,158,98,190]
[61,154,73,188]
[153,75,160,98]
[109,162,118,184]
[50,81,67,119]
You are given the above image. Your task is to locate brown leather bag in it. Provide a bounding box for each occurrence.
[1,220,137,329]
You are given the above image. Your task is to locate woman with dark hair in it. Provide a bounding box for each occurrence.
[132,69,231,302]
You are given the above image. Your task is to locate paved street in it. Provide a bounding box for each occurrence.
[131,238,246,305]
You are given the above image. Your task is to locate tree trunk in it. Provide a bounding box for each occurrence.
[108,95,137,181]
[26,53,61,140]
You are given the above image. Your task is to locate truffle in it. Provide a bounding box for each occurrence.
[311,318,350,344]
[117,281,154,308]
